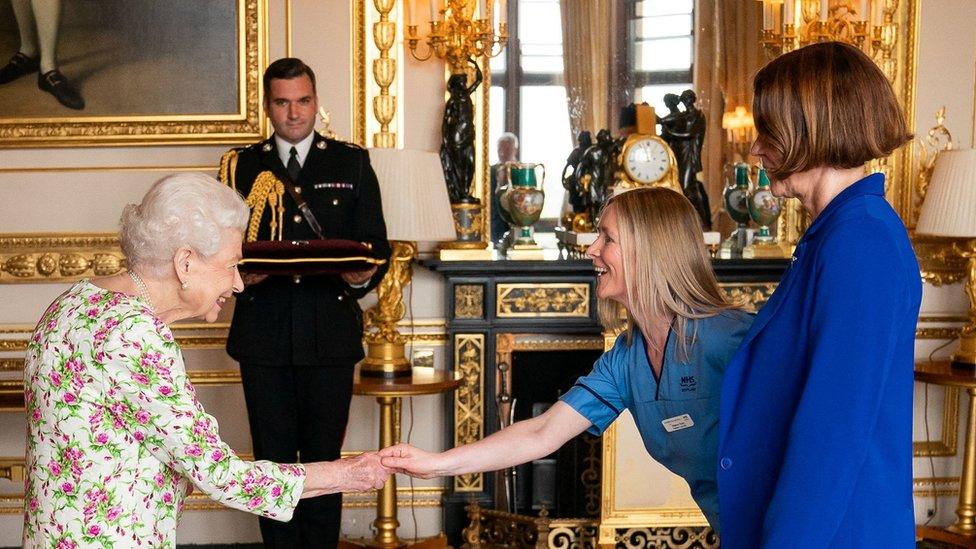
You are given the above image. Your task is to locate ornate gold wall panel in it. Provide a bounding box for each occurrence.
[496,283,590,318]
[882,0,918,226]
[352,0,368,146]
[0,234,124,283]
[352,0,403,148]
[453,334,485,492]
[914,385,959,458]
[914,476,960,499]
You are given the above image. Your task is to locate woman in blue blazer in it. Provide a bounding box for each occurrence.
[718,42,920,547]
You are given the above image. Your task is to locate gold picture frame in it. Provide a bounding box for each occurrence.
[0,0,268,148]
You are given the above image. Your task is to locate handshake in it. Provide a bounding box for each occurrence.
[306,443,444,497]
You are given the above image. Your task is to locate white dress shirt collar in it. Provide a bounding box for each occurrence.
[274,132,315,168]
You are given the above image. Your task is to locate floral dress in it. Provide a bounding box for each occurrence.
[22,280,306,548]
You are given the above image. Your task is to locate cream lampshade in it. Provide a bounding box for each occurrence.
[368,148,457,242]
[916,149,976,366]
[359,148,455,376]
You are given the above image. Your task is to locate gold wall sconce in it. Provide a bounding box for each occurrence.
[721,106,756,162]
[405,0,508,75]
[759,0,900,77]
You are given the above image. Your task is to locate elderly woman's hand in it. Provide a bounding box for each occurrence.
[300,452,391,498]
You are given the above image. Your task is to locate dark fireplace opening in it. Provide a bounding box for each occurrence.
[507,348,604,518]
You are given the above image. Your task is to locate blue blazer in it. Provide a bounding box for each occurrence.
[717,174,922,548]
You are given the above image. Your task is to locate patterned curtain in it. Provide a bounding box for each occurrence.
[559,0,614,138]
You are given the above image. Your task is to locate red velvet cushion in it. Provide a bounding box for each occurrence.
[239,239,385,275]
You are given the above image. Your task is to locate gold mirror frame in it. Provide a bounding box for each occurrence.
[0,0,268,148]
[880,0,919,226]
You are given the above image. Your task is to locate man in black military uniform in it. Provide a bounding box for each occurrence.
[219,58,391,548]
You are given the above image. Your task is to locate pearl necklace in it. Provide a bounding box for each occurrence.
[128,270,154,312]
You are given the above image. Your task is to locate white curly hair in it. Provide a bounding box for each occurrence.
[120,173,249,276]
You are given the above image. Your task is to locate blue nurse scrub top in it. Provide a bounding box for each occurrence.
[560,310,752,530]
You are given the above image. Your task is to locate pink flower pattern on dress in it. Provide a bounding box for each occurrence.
[23,281,305,548]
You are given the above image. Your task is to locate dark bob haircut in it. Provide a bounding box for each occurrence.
[752,41,911,180]
[263,57,317,97]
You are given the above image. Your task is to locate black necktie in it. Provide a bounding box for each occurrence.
[287,146,301,181]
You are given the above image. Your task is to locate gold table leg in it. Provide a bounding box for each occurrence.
[950,388,976,535]
[374,395,400,547]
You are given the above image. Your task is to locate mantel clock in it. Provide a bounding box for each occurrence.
[615,103,680,191]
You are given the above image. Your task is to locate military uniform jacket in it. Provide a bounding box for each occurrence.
[220,133,391,367]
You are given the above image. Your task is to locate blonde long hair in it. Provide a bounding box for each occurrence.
[599,187,736,360]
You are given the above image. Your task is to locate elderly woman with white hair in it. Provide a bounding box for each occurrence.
[22,173,389,547]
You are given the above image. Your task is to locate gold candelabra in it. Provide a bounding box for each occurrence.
[759,0,899,78]
[406,0,508,74]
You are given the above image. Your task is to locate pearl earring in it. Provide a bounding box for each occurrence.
[181,281,188,290]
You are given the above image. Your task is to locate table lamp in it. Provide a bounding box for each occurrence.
[360,148,456,377]
[916,149,976,366]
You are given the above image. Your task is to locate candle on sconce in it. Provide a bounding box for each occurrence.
[429,0,439,21]
[762,1,773,30]
[478,0,486,20]
[406,0,416,26]
[499,0,508,24]
[858,0,869,21]
[873,1,884,25]
[771,0,782,30]
[820,0,829,22]
[783,0,793,27]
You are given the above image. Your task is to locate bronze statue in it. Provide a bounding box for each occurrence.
[440,58,483,204]
[575,129,619,227]
[659,89,712,230]
[561,130,593,218]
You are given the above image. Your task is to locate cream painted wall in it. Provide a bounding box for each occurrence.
[1,0,975,546]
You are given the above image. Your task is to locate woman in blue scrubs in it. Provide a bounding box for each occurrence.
[717,42,919,548]
[380,187,752,530]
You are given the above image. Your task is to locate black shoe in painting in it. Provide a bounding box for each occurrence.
[38,69,85,110]
[0,52,39,84]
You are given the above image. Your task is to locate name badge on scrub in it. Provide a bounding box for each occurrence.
[662,414,694,433]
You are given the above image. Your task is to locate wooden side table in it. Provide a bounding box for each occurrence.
[339,367,462,549]
[916,360,976,548]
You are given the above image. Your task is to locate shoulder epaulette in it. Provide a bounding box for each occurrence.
[218,149,240,190]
